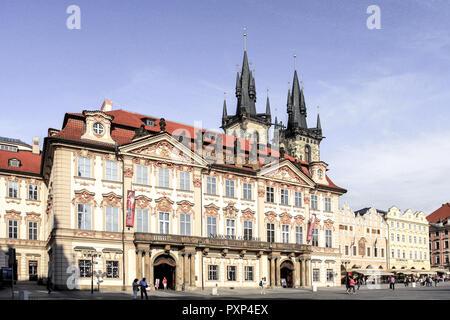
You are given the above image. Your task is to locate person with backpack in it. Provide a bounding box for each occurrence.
[260,277,266,295]
[139,277,148,300]
[132,278,139,299]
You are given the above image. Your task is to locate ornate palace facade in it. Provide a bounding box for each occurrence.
[0,48,347,290]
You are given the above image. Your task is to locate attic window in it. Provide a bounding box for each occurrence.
[8,158,20,167]
[144,119,155,126]
[0,144,18,152]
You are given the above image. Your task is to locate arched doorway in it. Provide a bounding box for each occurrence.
[280,260,294,288]
[153,254,176,290]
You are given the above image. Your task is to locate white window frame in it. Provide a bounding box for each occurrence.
[159,212,170,234]
[280,189,289,205]
[179,171,190,191]
[206,216,217,237]
[180,213,191,236]
[136,165,148,185]
[77,157,91,178]
[294,191,302,207]
[243,183,252,200]
[206,176,216,195]
[225,179,235,198]
[105,160,119,181]
[158,168,170,188]
[136,209,148,233]
[105,206,119,232]
[77,203,92,230]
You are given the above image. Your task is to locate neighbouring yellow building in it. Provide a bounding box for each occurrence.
[385,206,431,275]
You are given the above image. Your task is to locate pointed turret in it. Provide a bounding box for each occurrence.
[222,99,228,127]
[265,94,271,123]
[316,113,321,130]
[287,70,308,131]
[233,50,257,117]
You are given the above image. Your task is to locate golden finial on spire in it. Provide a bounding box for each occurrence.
[294,53,297,70]
[243,26,247,51]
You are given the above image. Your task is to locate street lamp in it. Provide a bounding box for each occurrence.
[83,251,102,294]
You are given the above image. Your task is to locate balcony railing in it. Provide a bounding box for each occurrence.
[134,232,310,252]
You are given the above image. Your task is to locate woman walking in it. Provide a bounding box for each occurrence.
[163,277,168,290]
[155,278,160,290]
[132,278,139,299]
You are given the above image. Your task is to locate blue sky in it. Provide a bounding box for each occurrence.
[1,0,449,213]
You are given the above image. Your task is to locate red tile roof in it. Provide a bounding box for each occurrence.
[0,150,41,175]
[427,203,450,223]
[54,109,345,192]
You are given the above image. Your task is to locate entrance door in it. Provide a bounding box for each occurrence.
[29,260,38,281]
[153,255,176,290]
[280,260,294,288]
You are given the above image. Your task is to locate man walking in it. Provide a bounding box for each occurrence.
[139,277,148,300]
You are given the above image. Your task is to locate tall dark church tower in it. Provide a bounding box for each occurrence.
[221,31,271,145]
[277,66,323,162]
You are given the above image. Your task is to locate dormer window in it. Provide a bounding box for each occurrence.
[0,144,18,152]
[93,123,104,135]
[8,158,20,167]
[144,118,155,126]
[318,169,323,179]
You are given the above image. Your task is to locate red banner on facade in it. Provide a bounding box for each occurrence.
[307,214,316,242]
[126,190,136,227]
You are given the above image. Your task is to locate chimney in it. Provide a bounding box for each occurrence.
[101,99,112,112]
[32,137,40,155]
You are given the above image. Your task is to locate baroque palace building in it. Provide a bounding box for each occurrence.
[0,47,347,290]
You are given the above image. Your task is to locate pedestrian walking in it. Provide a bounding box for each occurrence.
[434,277,438,287]
[345,273,351,293]
[155,278,160,290]
[389,276,395,290]
[47,277,52,294]
[163,277,168,290]
[132,278,139,299]
[348,277,356,294]
[260,277,266,295]
[139,277,148,300]
[404,277,409,287]
[357,277,361,290]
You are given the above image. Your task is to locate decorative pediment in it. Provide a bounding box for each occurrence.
[177,200,194,215]
[324,219,334,230]
[155,196,174,212]
[26,212,41,222]
[135,195,152,209]
[4,210,22,221]
[259,160,315,187]
[223,204,239,218]
[101,192,122,207]
[264,211,278,224]
[294,215,305,226]
[72,189,97,206]
[121,133,207,167]
[279,212,293,225]
[204,203,220,217]
[241,208,256,221]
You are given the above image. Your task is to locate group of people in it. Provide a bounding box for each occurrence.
[345,273,362,294]
[132,276,169,299]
